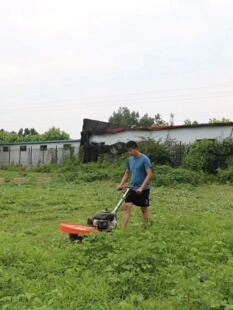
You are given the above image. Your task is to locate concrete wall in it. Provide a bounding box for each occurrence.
[0,140,81,166]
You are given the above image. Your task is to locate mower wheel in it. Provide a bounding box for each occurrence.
[69,234,84,243]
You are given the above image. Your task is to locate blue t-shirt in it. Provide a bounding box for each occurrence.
[126,154,152,190]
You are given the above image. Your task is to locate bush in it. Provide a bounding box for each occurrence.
[217,167,233,184]
[32,164,54,173]
[96,153,129,182]
[183,140,217,173]
[0,164,27,172]
[183,138,233,174]
[80,171,110,182]
[154,165,204,186]
[137,137,170,165]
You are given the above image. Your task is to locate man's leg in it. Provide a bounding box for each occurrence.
[122,202,133,230]
[141,207,149,227]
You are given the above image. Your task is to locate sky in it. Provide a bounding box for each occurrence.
[0,0,232,139]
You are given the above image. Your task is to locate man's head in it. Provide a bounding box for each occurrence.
[126,141,140,157]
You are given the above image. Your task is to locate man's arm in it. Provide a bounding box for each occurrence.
[135,168,153,194]
[117,169,130,190]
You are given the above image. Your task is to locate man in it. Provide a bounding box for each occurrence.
[117,141,153,230]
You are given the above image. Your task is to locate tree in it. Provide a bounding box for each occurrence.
[41,127,70,141]
[108,107,169,127]
[209,118,232,123]
[30,128,39,135]
[0,127,70,142]
[18,128,24,136]
[138,114,155,127]
[0,130,9,142]
[184,119,199,125]
[154,113,169,126]
[183,138,233,174]
[18,128,39,136]
[0,130,18,142]
[108,107,139,126]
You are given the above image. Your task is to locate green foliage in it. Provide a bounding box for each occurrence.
[154,113,169,126]
[108,107,140,126]
[0,127,70,143]
[217,167,233,184]
[32,164,55,173]
[183,139,217,173]
[137,137,170,165]
[154,165,204,186]
[98,152,129,181]
[183,138,233,174]
[18,128,39,136]
[183,119,199,125]
[0,130,18,142]
[40,126,70,141]
[209,117,232,123]
[163,136,189,167]
[108,107,168,126]
[138,113,155,126]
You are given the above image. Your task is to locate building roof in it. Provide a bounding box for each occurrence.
[135,122,233,131]
[0,139,81,146]
[82,119,233,135]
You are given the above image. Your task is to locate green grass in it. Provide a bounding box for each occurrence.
[0,172,233,309]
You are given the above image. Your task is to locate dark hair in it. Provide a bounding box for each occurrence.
[126,141,138,149]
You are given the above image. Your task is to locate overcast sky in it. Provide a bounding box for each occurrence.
[1,0,232,138]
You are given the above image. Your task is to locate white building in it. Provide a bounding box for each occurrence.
[79,119,233,163]
[0,139,81,166]
[81,119,233,145]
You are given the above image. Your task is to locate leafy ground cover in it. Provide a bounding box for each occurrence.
[0,172,233,309]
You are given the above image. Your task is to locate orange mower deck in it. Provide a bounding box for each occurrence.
[59,223,99,235]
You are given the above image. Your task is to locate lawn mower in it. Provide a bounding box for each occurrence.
[59,187,130,241]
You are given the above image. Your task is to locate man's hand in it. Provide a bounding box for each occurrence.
[135,188,143,194]
[117,185,125,190]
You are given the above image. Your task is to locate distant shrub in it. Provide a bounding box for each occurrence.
[96,153,128,182]
[79,162,99,173]
[183,138,233,174]
[0,164,28,172]
[64,171,78,182]
[137,137,170,165]
[183,140,217,173]
[154,165,173,175]
[217,167,233,184]
[80,171,110,182]
[0,165,12,171]
[32,164,54,173]
[154,165,204,186]
[97,152,128,168]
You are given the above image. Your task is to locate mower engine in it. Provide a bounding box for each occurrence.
[87,209,117,231]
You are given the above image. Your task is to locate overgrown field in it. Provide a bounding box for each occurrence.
[0,171,233,309]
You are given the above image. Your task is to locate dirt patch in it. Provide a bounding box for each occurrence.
[0,177,52,183]
[12,177,27,183]
[35,177,51,183]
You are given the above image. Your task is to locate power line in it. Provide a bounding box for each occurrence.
[0,92,232,113]
[1,110,232,125]
[0,84,232,109]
